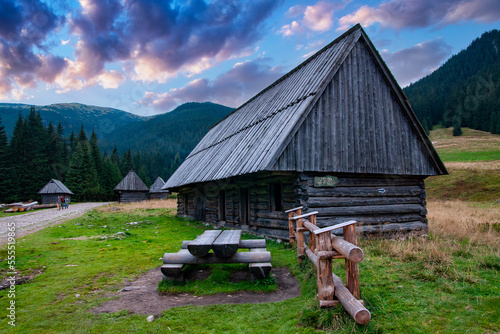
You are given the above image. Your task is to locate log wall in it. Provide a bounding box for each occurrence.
[296,173,428,237]
[118,191,148,203]
[41,194,71,204]
[177,172,428,239]
[150,192,169,200]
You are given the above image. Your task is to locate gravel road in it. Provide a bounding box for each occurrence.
[0,202,110,246]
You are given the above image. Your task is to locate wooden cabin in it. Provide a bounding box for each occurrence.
[114,170,149,203]
[38,179,74,204]
[163,24,447,239]
[149,177,169,200]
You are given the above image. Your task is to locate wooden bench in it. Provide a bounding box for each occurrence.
[161,230,272,280]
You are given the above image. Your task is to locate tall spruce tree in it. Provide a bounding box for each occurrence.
[25,107,50,199]
[0,116,9,203]
[8,113,28,201]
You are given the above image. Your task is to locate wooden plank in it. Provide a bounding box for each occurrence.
[314,204,424,216]
[212,230,242,258]
[308,196,422,208]
[289,211,319,220]
[317,230,335,302]
[312,220,356,235]
[285,206,303,213]
[182,239,266,250]
[307,185,422,197]
[187,230,222,257]
[163,249,271,264]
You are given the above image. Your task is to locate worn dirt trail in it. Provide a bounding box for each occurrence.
[0,202,109,245]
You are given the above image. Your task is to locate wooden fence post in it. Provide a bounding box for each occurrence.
[297,216,305,263]
[317,229,335,302]
[343,224,360,299]
[310,213,317,253]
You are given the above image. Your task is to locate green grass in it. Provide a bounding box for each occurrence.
[438,150,500,162]
[426,169,500,202]
[0,206,499,333]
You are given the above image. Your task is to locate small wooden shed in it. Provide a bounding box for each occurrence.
[163,24,447,239]
[149,177,169,200]
[38,179,74,204]
[114,170,149,203]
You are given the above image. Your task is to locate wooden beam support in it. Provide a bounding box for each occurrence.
[289,211,319,220]
[316,230,335,302]
[344,224,361,299]
[304,246,318,268]
[284,206,303,213]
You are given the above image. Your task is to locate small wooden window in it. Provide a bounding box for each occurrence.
[219,190,226,221]
[270,183,283,212]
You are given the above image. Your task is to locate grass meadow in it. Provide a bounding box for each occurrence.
[0,128,499,333]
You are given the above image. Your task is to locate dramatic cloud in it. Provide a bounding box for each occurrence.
[279,0,348,37]
[0,0,66,98]
[139,58,284,111]
[382,38,452,86]
[65,0,281,86]
[1,0,282,97]
[338,0,500,31]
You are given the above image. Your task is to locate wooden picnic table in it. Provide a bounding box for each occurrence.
[162,230,272,280]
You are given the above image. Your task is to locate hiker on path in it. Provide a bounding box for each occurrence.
[57,196,61,210]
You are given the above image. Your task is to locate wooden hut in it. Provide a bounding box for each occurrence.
[38,179,74,204]
[114,170,149,203]
[149,177,169,200]
[163,24,447,239]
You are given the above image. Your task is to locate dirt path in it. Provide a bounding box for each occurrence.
[93,267,301,315]
[0,202,110,245]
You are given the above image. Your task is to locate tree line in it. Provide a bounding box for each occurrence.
[0,107,155,203]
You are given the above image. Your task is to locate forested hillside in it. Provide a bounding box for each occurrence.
[99,102,234,181]
[0,108,152,203]
[404,29,500,135]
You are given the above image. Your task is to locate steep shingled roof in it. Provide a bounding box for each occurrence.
[38,179,74,195]
[149,177,168,193]
[164,24,446,190]
[114,170,149,192]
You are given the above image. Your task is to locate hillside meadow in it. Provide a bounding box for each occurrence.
[0,128,498,333]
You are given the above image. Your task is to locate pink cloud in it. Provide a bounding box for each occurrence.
[338,0,500,31]
[139,58,284,111]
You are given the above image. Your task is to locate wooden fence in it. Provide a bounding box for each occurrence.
[287,206,371,325]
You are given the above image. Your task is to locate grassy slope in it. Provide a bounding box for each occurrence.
[427,127,500,202]
[0,202,499,333]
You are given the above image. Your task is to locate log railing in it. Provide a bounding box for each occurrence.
[287,207,371,325]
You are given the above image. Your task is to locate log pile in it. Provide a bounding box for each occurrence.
[2,201,56,213]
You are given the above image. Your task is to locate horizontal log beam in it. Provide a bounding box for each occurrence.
[303,220,319,232]
[304,246,318,268]
[308,196,423,208]
[163,249,271,264]
[314,204,424,217]
[332,273,371,325]
[308,185,422,197]
[331,237,364,263]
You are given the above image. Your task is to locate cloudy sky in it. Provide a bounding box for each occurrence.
[0,0,499,116]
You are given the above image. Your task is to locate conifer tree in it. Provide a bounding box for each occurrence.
[0,116,9,203]
[120,149,133,175]
[8,113,28,201]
